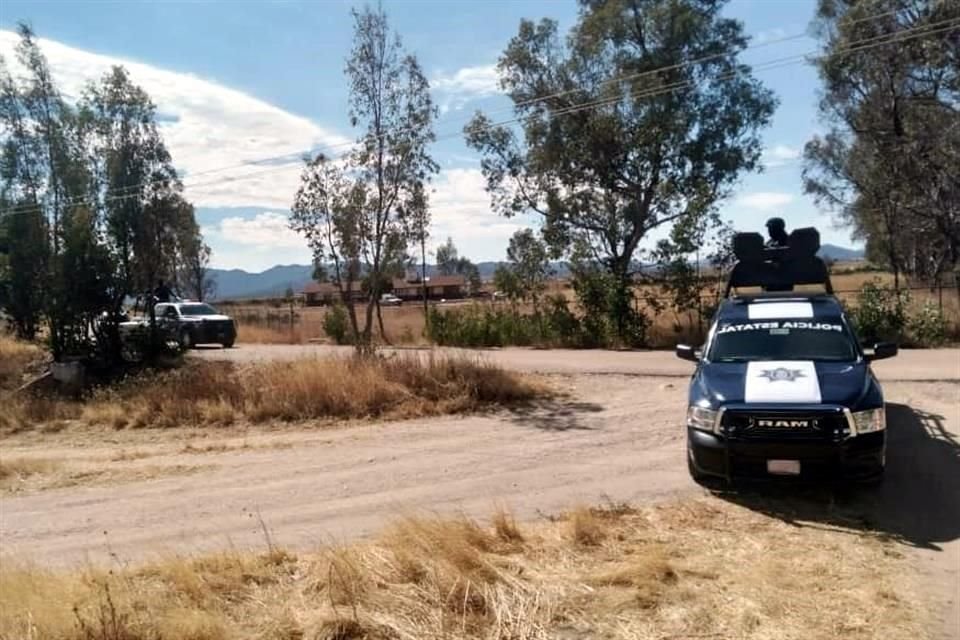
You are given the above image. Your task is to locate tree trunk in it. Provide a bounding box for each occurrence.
[376,300,390,345]
[421,232,429,329]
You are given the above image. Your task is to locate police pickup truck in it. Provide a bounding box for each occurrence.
[119,301,236,351]
[676,228,896,483]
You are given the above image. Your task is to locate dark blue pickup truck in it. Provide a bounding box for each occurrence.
[676,228,897,483]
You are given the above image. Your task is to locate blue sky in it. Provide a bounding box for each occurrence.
[0,0,846,272]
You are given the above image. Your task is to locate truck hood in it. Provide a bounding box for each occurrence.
[692,360,880,409]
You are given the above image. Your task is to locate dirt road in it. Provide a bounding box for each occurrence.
[195,343,960,380]
[2,347,958,637]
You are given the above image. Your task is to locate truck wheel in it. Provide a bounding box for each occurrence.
[179,329,194,350]
[221,338,235,348]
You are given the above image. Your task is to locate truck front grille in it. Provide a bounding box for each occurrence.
[722,409,848,442]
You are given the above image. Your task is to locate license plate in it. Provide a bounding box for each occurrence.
[767,460,801,475]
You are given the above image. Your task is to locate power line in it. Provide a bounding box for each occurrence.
[0,7,913,217]
[0,10,944,219]
[1,13,956,221]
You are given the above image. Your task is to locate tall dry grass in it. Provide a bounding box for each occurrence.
[0,334,43,390]
[3,355,541,433]
[0,498,924,640]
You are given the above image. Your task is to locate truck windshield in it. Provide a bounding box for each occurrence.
[179,304,218,316]
[708,318,858,362]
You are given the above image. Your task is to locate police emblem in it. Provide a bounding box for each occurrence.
[759,367,805,382]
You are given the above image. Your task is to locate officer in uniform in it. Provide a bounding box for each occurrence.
[765,217,789,248]
[154,279,173,303]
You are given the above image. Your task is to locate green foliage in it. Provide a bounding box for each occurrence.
[850,281,909,343]
[570,258,648,348]
[851,281,950,347]
[291,6,438,354]
[323,303,351,345]
[907,301,948,348]
[803,0,960,286]
[434,236,482,294]
[465,0,776,344]
[0,25,207,363]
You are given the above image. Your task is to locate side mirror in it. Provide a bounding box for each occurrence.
[865,342,898,362]
[675,344,700,362]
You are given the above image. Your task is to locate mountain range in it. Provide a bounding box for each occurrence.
[208,243,865,301]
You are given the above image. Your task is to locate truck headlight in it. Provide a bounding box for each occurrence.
[852,407,886,434]
[687,405,719,432]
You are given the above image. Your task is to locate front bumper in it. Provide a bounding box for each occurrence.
[688,427,885,481]
[197,322,237,344]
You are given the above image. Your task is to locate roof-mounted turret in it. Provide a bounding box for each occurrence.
[724,226,833,297]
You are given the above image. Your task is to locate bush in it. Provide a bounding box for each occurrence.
[323,303,351,345]
[850,281,909,343]
[907,301,948,347]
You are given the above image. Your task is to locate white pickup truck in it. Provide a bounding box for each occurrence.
[119,301,236,351]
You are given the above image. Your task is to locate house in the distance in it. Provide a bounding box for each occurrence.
[302,281,365,306]
[304,274,469,305]
[392,275,467,301]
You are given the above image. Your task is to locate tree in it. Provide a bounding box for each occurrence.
[178,222,216,302]
[0,26,207,363]
[466,0,776,345]
[291,5,438,353]
[433,236,482,294]
[435,237,459,275]
[82,65,195,359]
[0,24,98,355]
[803,0,960,298]
[504,228,551,312]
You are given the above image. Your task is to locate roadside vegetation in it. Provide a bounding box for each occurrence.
[0,355,542,435]
[0,498,924,640]
[0,334,43,389]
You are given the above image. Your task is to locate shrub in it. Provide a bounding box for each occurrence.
[323,303,351,345]
[907,301,948,347]
[850,281,909,343]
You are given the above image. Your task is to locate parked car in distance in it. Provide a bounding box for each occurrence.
[380,293,403,306]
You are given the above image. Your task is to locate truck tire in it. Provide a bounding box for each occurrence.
[179,329,194,350]
[221,338,235,348]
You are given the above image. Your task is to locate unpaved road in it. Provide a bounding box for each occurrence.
[196,343,960,380]
[2,347,958,637]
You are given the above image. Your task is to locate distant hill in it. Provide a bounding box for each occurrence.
[208,245,861,300]
[209,264,314,300]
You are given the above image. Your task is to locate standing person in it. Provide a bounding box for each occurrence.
[765,217,790,248]
[154,279,173,303]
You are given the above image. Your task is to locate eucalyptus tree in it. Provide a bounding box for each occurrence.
[291,5,438,352]
[466,0,776,344]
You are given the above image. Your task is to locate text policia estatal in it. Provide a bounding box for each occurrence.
[716,321,843,335]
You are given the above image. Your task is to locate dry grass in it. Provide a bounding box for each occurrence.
[0,334,44,390]
[0,454,207,494]
[236,322,303,345]
[0,498,926,640]
[0,456,60,490]
[1,354,542,434]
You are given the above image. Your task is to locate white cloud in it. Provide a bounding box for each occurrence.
[217,211,307,249]
[430,64,500,113]
[734,191,794,211]
[428,168,527,256]
[0,31,351,210]
[762,144,801,168]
